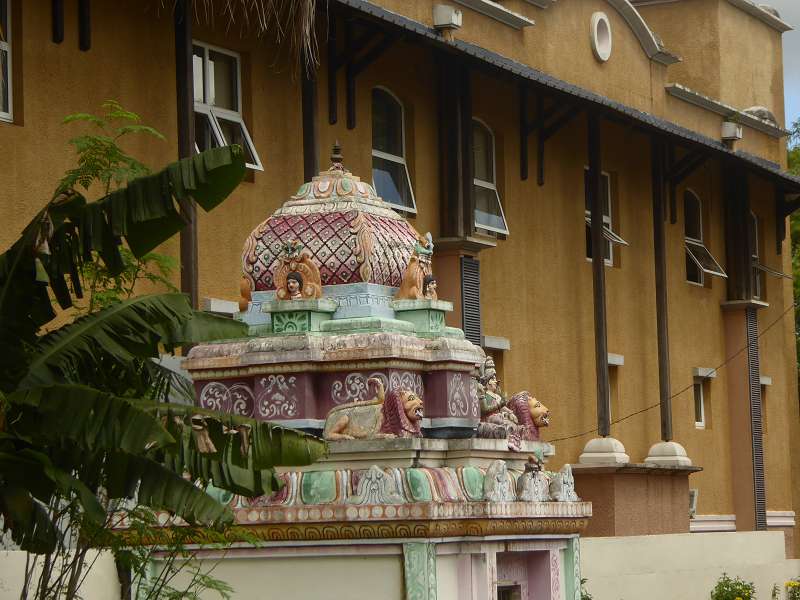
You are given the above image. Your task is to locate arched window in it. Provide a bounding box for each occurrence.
[472,119,509,235]
[684,190,726,285]
[371,88,415,211]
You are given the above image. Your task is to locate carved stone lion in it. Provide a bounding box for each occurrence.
[323,379,424,440]
[394,232,435,301]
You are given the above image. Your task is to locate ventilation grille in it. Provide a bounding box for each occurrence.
[460,256,482,346]
[746,307,767,531]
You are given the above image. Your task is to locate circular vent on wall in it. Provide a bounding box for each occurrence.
[590,12,612,63]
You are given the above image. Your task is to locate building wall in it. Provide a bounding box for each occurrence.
[581,531,800,600]
[0,0,796,551]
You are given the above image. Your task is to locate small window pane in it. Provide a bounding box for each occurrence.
[583,170,611,218]
[373,155,413,209]
[684,192,702,241]
[473,123,493,183]
[372,89,403,156]
[686,252,703,284]
[694,383,704,426]
[0,48,8,115]
[195,111,220,152]
[192,48,205,103]
[474,185,508,233]
[0,1,7,41]
[586,223,612,261]
[208,50,238,111]
[216,115,256,165]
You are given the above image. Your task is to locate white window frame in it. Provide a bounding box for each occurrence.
[472,118,509,235]
[370,86,416,213]
[192,40,262,171]
[684,189,727,285]
[693,379,705,429]
[750,211,762,300]
[684,190,705,286]
[0,0,13,123]
[584,169,627,267]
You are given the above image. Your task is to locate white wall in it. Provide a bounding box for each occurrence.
[0,550,119,600]
[581,531,800,600]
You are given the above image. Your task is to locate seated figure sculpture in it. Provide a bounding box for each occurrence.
[395,232,436,300]
[323,378,424,440]
[476,357,550,450]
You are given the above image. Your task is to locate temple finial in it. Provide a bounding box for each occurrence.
[331,141,343,166]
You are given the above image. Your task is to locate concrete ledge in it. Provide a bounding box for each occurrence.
[571,463,702,476]
[690,514,737,533]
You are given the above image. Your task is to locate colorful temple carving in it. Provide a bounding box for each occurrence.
[183,147,590,599]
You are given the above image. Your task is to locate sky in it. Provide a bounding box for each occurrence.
[770,0,800,129]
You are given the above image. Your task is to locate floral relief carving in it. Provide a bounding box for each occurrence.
[229,384,255,418]
[199,382,231,412]
[389,371,424,397]
[448,373,470,417]
[331,372,389,405]
[257,375,299,419]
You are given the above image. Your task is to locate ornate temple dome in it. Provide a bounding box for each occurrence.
[242,146,421,292]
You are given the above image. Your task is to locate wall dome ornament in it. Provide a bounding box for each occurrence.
[590,12,613,63]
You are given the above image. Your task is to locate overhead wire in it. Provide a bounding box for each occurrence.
[547,300,797,444]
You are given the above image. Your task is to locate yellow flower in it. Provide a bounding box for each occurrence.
[735,596,742,600]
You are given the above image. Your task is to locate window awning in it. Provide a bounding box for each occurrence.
[686,240,727,278]
[585,216,629,246]
[753,261,792,280]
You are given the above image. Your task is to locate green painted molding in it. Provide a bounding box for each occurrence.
[403,542,437,600]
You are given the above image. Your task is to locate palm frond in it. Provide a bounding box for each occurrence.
[19,293,246,390]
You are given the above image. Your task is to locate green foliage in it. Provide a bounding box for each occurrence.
[81,246,178,313]
[59,100,165,194]
[0,102,327,600]
[580,578,593,600]
[786,578,800,600]
[710,573,756,600]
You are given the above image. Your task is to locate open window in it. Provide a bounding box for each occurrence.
[749,211,791,293]
[584,169,627,266]
[472,119,509,235]
[371,87,416,211]
[684,190,725,285]
[0,0,12,122]
[192,41,262,170]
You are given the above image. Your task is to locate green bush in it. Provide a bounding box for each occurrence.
[710,573,756,600]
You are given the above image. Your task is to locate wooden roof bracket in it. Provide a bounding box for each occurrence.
[666,147,707,223]
[327,15,399,129]
[519,85,582,185]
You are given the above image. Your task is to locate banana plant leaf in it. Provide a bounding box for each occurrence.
[0,145,246,378]
[0,483,57,553]
[7,385,176,454]
[18,293,246,390]
[149,402,328,471]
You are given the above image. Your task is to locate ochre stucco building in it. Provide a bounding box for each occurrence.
[2,0,800,560]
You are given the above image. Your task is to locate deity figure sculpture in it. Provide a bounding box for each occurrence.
[323,378,424,440]
[274,239,322,301]
[422,274,438,300]
[476,357,550,450]
[395,232,436,301]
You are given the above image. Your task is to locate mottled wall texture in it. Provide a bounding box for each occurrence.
[0,0,796,553]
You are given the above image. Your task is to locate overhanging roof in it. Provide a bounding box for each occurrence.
[331,0,800,192]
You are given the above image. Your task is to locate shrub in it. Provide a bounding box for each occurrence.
[710,573,756,600]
